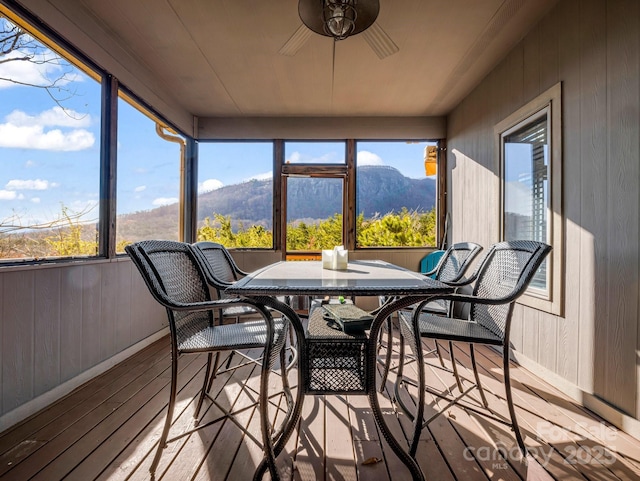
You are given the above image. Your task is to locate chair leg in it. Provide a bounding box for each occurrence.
[206,352,221,393]
[255,345,279,481]
[409,332,426,458]
[194,353,214,421]
[448,341,464,392]
[503,346,527,458]
[378,316,394,392]
[393,324,418,422]
[469,344,489,408]
[434,340,446,367]
[150,348,179,476]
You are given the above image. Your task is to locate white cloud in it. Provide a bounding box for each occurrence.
[25,160,36,168]
[0,122,94,151]
[0,49,80,90]
[152,197,178,206]
[70,199,98,212]
[244,171,273,182]
[6,179,57,191]
[0,106,94,151]
[198,178,224,193]
[286,152,302,163]
[0,190,17,200]
[357,150,384,166]
[31,197,41,203]
[7,106,91,128]
[285,151,339,164]
[134,185,146,193]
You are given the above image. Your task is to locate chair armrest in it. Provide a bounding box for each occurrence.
[414,291,518,309]
[233,267,251,277]
[157,296,267,314]
[422,266,438,277]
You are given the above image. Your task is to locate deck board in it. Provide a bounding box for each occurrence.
[0,327,637,481]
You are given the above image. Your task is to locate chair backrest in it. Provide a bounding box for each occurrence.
[432,242,483,283]
[469,240,552,339]
[420,250,445,276]
[125,240,214,345]
[191,242,242,296]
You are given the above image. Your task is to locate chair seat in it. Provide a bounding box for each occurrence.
[400,298,448,318]
[179,318,287,353]
[399,311,503,345]
[221,305,257,318]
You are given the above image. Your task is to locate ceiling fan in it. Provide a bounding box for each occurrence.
[279,0,399,60]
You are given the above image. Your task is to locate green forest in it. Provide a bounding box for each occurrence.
[197,209,436,250]
[0,208,436,260]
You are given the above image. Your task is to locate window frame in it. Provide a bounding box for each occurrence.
[495,82,563,316]
[354,139,441,250]
[0,3,190,265]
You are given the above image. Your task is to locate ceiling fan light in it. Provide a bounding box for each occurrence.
[323,1,357,40]
[299,0,379,41]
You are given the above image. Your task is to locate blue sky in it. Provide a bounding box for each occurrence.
[0,19,433,228]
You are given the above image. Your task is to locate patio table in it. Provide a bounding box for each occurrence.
[226,259,454,481]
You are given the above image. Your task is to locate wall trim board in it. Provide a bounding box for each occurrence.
[0,328,169,433]
[198,116,446,140]
[509,349,640,442]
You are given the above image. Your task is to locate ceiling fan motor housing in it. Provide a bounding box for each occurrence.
[299,0,380,40]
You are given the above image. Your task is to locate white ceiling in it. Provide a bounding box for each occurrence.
[18,0,558,129]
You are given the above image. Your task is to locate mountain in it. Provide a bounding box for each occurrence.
[116,165,436,240]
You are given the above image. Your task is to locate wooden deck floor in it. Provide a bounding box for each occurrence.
[1,323,640,481]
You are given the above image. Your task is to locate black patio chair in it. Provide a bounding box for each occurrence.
[378,242,483,389]
[192,241,257,323]
[125,240,293,479]
[192,241,298,372]
[395,240,552,459]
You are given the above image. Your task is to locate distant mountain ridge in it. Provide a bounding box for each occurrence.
[117,165,436,241]
[197,165,436,226]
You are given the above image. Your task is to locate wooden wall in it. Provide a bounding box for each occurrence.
[0,258,165,428]
[447,0,640,426]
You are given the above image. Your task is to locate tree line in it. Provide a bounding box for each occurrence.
[0,207,436,260]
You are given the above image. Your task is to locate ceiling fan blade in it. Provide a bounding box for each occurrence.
[279,24,312,56]
[362,23,399,59]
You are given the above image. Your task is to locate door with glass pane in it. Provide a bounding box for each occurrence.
[283,175,345,258]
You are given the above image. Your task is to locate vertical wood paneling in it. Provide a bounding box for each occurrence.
[115,261,133,352]
[34,268,61,395]
[446,0,640,420]
[558,0,583,387]
[60,265,84,381]
[528,12,559,375]
[81,264,102,370]
[523,24,541,98]
[2,271,34,412]
[539,5,560,91]
[0,259,167,420]
[100,262,118,360]
[578,0,607,394]
[605,0,639,415]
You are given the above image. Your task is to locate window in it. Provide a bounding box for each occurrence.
[356,141,438,248]
[0,13,102,261]
[496,83,563,315]
[197,141,274,248]
[282,141,347,254]
[285,176,344,251]
[115,93,184,251]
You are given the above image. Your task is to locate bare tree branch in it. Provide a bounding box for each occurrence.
[0,16,81,116]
